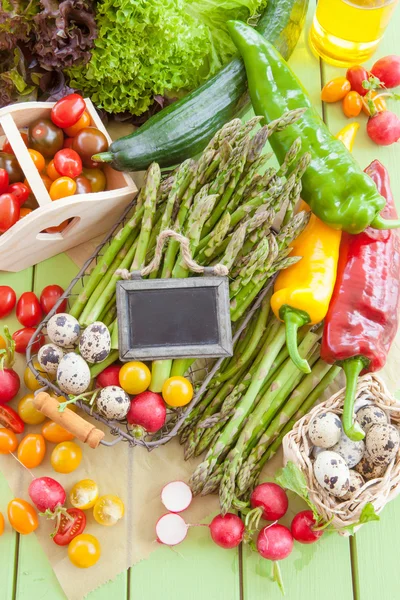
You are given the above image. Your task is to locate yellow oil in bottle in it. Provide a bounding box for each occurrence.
[309,0,398,66]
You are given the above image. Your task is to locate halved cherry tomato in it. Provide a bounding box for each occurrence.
[42,420,75,443]
[68,533,101,568]
[81,168,106,193]
[72,128,108,169]
[63,111,91,137]
[93,495,124,526]
[321,77,351,102]
[0,167,9,193]
[51,94,86,129]
[40,284,66,314]
[119,361,151,395]
[46,159,61,181]
[2,132,29,154]
[346,65,369,96]
[0,512,4,536]
[0,427,18,453]
[7,182,30,205]
[70,479,98,510]
[0,193,20,233]
[16,292,42,327]
[362,91,387,116]
[18,394,47,425]
[342,91,363,118]
[0,405,24,433]
[54,149,82,179]
[51,441,82,473]
[41,174,53,191]
[0,285,16,318]
[0,153,24,183]
[17,433,46,468]
[53,507,86,546]
[28,149,45,172]
[8,498,38,534]
[49,177,76,201]
[28,118,64,158]
[162,376,193,407]
[75,176,92,195]
[0,335,6,349]
[12,327,44,354]
[19,207,32,219]
[63,138,74,149]
[24,362,51,391]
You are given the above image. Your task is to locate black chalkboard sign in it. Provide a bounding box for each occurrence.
[116,276,233,361]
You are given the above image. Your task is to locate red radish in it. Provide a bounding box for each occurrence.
[367,111,400,145]
[250,482,288,521]
[127,391,166,433]
[28,477,66,513]
[96,365,121,388]
[291,510,323,544]
[209,513,245,549]
[371,55,400,88]
[346,65,369,96]
[156,513,188,546]
[257,524,293,561]
[0,368,20,404]
[161,481,192,513]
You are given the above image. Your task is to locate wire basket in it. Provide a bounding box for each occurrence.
[26,197,273,450]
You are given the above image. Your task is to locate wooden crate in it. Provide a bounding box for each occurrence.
[0,99,137,272]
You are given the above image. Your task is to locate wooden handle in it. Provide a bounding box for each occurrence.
[34,392,105,449]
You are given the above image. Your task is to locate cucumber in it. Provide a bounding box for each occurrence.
[96,0,309,172]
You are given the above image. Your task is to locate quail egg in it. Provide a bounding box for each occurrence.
[356,405,388,434]
[79,322,111,364]
[313,450,350,498]
[354,454,388,480]
[331,432,365,468]
[96,386,130,421]
[37,343,64,375]
[342,470,365,501]
[308,412,342,448]
[57,353,91,395]
[47,313,80,348]
[365,423,400,466]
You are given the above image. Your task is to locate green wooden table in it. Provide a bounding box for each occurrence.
[1,4,400,599]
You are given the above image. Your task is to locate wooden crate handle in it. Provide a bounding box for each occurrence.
[33,392,105,449]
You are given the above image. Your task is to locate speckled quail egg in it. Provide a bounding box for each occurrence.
[356,405,388,434]
[342,470,365,501]
[37,343,64,375]
[96,386,130,421]
[308,412,342,448]
[365,423,400,466]
[313,450,350,498]
[47,313,80,348]
[79,322,111,364]
[57,353,91,395]
[331,432,365,468]
[354,454,388,480]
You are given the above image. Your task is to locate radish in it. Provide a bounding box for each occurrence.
[156,513,188,546]
[291,510,323,544]
[127,391,166,434]
[209,513,245,549]
[371,55,400,88]
[96,365,121,388]
[161,481,192,513]
[257,523,293,561]
[28,477,66,513]
[0,368,20,404]
[367,111,400,145]
[250,482,288,521]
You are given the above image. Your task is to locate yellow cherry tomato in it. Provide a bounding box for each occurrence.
[63,111,91,137]
[28,148,46,172]
[42,420,75,443]
[320,76,351,103]
[40,173,53,191]
[18,394,46,425]
[49,177,76,201]
[162,376,193,407]
[0,511,4,536]
[70,479,99,510]
[0,335,6,350]
[19,207,33,219]
[46,159,61,181]
[119,361,151,395]
[68,533,101,568]
[0,428,18,454]
[17,434,46,469]
[23,363,50,391]
[342,91,363,118]
[81,167,106,193]
[51,441,82,474]
[93,495,124,527]
[8,498,38,535]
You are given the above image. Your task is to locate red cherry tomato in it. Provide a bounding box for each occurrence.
[0,286,16,318]
[75,176,92,195]
[0,168,9,194]
[16,292,42,327]
[53,149,82,178]
[0,193,20,233]
[2,132,29,154]
[51,94,86,129]
[346,65,369,96]
[53,507,86,546]
[7,183,30,206]
[0,405,24,434]
[12,328,44,354]
[40,285,66,314]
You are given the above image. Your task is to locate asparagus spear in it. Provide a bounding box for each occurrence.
[131,163,160,270]
[194,213,231,263]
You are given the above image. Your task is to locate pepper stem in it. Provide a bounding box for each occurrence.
[341,357,368,441]
[371,215,400,230]
[279,305,311,374]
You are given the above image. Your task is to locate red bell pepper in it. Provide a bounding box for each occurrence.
[321,160,400,440]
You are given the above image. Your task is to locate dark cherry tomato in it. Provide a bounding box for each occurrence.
[54,149,82,178]
[0,405,25,434]
[51,94,86,129]
[0,193,20,233]
[346,65,369,96]
[0,153,24,184]
[72,128,108,169]
[7,182,30,206]
[0,286,16,318]
[75,176,92,195]
[12,328,44,354]
[53,507,86,546]
[2,132,29,154]
[81,168,106,193]
[40,285,66,314]
[16,292,42,327]
[0,168,9,194]
[28,118,64,158]
[63,138,74,149]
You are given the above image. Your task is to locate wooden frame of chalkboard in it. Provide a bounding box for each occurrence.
[116,276,233,361]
